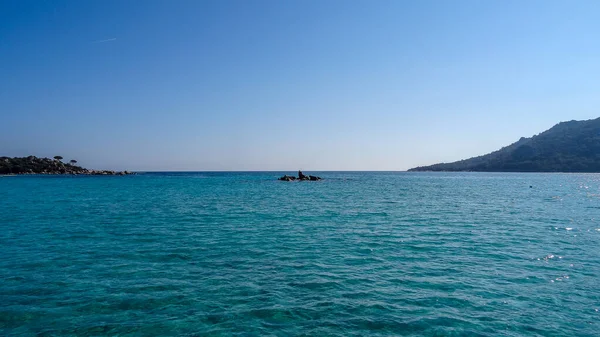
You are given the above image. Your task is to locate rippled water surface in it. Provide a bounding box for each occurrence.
[1,172,600,336]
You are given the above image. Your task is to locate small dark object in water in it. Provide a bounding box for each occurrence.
[278,171,321,181]
[530,185,533,188]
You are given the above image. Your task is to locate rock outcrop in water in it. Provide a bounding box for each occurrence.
[278,171,321,181]
[0,156,134,175]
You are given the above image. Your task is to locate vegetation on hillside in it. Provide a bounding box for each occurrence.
[409,117,600,172]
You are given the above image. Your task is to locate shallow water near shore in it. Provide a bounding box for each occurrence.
[1,172,600,336]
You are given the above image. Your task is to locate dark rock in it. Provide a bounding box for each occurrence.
[0,156,135,175]
[278,172,321,181]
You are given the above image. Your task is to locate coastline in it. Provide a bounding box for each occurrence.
[1,156,134,176]
[1,171,135,176]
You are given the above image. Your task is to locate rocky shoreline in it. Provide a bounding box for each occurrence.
[12,169,134,176]
[0,156,134,176]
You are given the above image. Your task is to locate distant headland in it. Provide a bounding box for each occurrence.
[409,117,600,172]
[0,156,134,175]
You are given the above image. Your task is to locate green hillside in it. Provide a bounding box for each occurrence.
[409,117,600,172]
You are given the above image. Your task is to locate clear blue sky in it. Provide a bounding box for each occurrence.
[1,0,599,171]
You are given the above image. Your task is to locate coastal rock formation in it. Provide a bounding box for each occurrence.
[278,171,322,181]
[0,156,135,175]
[279,175,297,181]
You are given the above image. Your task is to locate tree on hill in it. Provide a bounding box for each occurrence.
[54,156,63,161]
[70,159,77,165]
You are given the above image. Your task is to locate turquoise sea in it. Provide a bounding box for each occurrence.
[1,172,600,336]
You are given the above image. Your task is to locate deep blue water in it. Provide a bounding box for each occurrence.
[1,172,600,336]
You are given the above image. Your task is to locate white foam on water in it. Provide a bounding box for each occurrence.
[542,254,556,262]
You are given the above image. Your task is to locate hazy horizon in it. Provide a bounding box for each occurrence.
[2,0,599,171]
